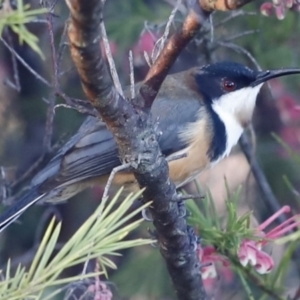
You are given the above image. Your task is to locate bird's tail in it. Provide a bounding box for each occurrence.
[0,188,45,233]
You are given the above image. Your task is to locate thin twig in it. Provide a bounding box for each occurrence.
[26,19,48,24]
[94,259,101,298]
[143,50,151,67]
[81,254,92,276]
[48,0,59,12]
[47,13,59,89]
[54,103,97,116]
[0,37,51,87]
[43,95,55,152]
[139,3,211,110]
[102,163,131,201]
[129,50,135,100]
[57,23,69,75]
[239,133,286,223]
[214,9,257,28]
[100,0,123,98]
[3,78,19,91]
[43,5,58,152]
[224,29,259,42]
[59,64,75,77]
[217,41,262,70]
[209,14,214,43]
[5,29,20,91]
[55,92,98,116]
[0,167,9,201]
[152,0,182,62]
[164,0,187,14]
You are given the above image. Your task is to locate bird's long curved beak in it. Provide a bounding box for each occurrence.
[251,68,300,86]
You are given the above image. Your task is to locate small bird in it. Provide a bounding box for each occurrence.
[0,61,299,232]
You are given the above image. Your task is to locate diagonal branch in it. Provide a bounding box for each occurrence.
[138,4,210,110]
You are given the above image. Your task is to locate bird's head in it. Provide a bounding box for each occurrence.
[194,61,300,127]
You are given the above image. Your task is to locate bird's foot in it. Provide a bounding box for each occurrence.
[177,200,187,218]
[187,225,200,252]
[147,228,158,247]
[142,207,153,222]
[172,193,204,202]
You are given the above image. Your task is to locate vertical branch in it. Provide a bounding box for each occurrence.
[239,133,285,222]
[43,4,57,152]
[65,1,210,299]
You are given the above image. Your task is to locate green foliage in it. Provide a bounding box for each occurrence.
[0,189,152,300]
[0,0,47,58]
[187,182,254,254]
[186,181,300,299]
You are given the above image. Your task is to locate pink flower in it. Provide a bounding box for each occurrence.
[238,206,300,274]
[197,246,231,279]
[197,245,233,293]
[260,0,300,19]
[238,240,274,274]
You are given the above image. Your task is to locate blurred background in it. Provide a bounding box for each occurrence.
[0,0,300,299]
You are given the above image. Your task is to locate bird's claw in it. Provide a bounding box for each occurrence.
[177,200,187,218]
[142,207,153,221]
[172,193,204,202]
[187,225,199,251]
[147,228,158,248]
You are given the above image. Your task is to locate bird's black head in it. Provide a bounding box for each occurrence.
[194,61,256,101]
[187,61,300,165]
[194,61,300,102]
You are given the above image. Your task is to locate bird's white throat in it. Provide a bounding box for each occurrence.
[211,84,263,160]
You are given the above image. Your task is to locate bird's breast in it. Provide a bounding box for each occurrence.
[167,116,212,187]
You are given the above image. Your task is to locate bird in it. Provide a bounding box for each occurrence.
[0,61,300,232]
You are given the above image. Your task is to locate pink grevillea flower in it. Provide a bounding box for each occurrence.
[238,240,274,274]
[238,206,300,274]
[260,0,300,19]
[197,245,230,279]
[197,245,233,294]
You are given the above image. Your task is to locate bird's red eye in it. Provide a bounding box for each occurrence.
[223,79,236,91]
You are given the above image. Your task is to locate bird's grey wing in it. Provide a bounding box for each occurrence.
[33,70,203,189]
[56,129,120,186]
[31,117,121,189]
